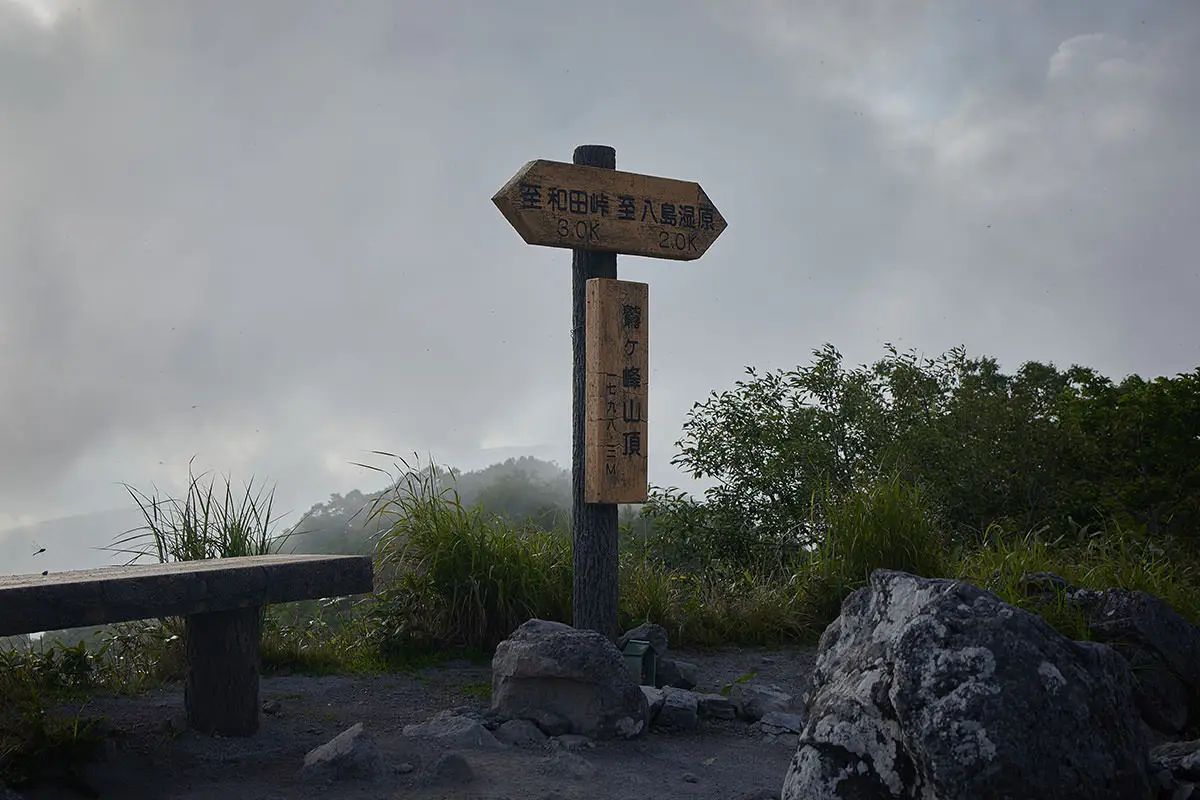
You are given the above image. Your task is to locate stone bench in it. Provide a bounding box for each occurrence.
[0,554,374,736]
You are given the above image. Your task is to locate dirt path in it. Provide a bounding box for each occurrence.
[20,645,818,800]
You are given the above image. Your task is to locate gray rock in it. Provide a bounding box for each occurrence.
[682,772,699,783]
[656,657,699,690]
[759,710,805,734]
[675,659,699,688]
[1152,768,1178,796]
[737,788,780,800]
[696,692,738,720]
[481,708,512,728]
[1074,589,1200,735]
[782,569,1155,800]
[641,686,665,722]
[1017,571,1075,598]
[656,687,699,730]
[539,751,598,781]
[618,621,669,656]
[730,682,793,722]
[525,708,572,737]
[1154,740,1200,782]
[402,710,502,750]
[491,618,649,740]
[299,722,384,782]
[550,734,595,751]
[766,732,800,749]
[1127,647,1193,734]
[420,752,474,787]
[495,719,547,747]
[615,715,643,739]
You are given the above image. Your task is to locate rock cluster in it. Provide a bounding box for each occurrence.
[288,573,1200,799]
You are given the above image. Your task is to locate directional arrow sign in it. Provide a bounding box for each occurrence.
[492,159,727,261]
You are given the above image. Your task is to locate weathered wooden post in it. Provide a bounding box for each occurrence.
[570,145,621,642]
[493,148,727,642]
[185,607,262,735]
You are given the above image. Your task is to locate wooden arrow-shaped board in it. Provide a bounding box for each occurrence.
[493,160,727,261]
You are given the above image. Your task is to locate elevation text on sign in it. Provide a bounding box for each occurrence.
[493,160,727,261]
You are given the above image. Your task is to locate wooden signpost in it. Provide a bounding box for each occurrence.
[493,160,727,261]
[493,146,726,642]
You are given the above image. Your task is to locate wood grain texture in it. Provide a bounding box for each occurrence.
[0,554,373,636]
[493,159,727,261]
[584,278,649,504]
[185,606,262,736]
[570,145,621,644]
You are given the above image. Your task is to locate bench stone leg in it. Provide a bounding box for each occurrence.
[184,606,262,736]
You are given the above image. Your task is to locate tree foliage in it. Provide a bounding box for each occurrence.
[658,342,1200,552]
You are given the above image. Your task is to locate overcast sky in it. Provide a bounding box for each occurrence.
[1,1,1197,560]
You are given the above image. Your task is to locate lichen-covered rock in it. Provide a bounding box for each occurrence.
[782,570,1154,800]
[491,619,648,740]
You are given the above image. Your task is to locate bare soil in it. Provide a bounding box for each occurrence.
[16,645,818,800]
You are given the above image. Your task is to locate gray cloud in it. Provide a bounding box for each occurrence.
[0,0,1196,544]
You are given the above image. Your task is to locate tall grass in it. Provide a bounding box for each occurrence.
[354,453,573,657]
[108,457,289,564]
[620,556,818,647]
[792,470,947,621]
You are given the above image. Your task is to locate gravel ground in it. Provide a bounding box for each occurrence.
[12,644,819,800]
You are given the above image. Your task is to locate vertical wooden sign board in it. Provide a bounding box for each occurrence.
[585,279,649,504]
[493,146,726,643]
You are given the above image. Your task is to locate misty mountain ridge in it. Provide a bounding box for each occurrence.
[0,456,606,576]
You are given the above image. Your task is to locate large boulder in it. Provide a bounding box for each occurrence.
[491,619,648,741]
[1072,587,1200,736]
[782,570,1154,800]
[1015,572,1200,737]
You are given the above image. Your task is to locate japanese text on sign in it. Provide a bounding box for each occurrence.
[585,279,649,504]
